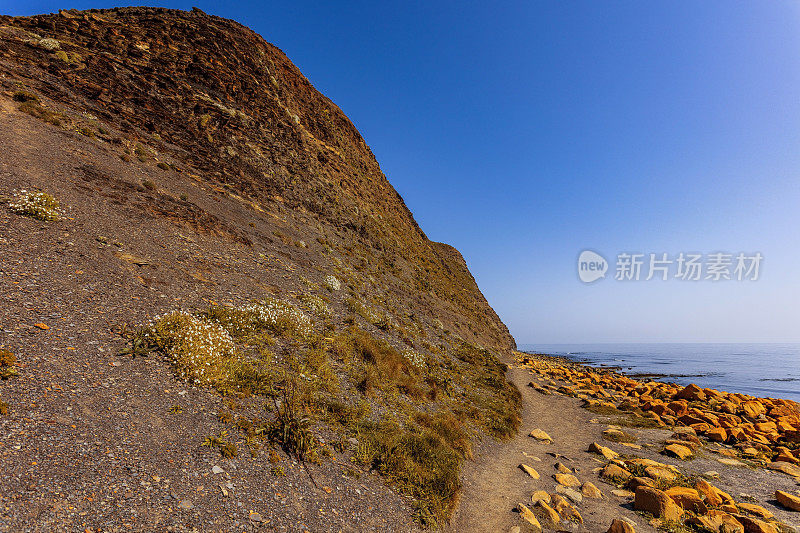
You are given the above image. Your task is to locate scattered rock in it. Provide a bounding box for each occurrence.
[769,461,800,477]
[732,514,778,533]
[211,465,224,475]
[531,490,551,505]
[588,441,619,460]
[553,473,580,487]
[34,323,49,330]
[555,485,582,503]
[718,457,747,467]
[611,489,635,498]
[687,510,744,533]
[775,490,800,511]
[554,461,572,474]
[580,482,602,498]
[663,486,707,514]
[517,503,542,532]
[663,443,693,460]
[177,500,193,510]
[633,487,683,522]
[529,429,553,443]
[519,463,540,479]
[534,500,560,527]
[737,502,773,520]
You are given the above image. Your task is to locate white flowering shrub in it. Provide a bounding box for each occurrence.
[245,298,312,339]
[401,348,426,369]
[8,190,60,221]
[141,311,237,386]
[324,275,341,291]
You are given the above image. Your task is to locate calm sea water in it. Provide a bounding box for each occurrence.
[518,343,800,402]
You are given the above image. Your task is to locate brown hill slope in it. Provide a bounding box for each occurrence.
[0,6,519,532]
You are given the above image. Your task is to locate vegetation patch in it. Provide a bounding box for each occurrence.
[8,190,60,221]
[0,350,18,380]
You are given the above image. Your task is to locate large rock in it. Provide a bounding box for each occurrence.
[769,461,800,477]
[602,463,633,482]
[664,486,707,514]
[686,510,744,533]
[664,443,694,459]
[633,487,683,522]
[737,502,773,520]
[695,478,733,507]
[675,383,706,401]
[775,489,800,511]
[732,514,778,533]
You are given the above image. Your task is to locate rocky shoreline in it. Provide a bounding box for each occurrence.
[515,351,800,532]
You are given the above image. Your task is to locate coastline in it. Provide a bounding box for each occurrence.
[503,350,800,531]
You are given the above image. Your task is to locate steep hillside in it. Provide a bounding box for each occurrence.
[0,7,518,531]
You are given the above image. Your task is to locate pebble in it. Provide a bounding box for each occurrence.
[212,465,224,474]
[177,500,193,510]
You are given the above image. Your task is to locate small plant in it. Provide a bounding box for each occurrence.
[324,275,341,291]
[298,294,331,317]
[270,466,286,477]
[0,350,17,380]
[168,405,183,414]
[263,386,318,462]
[8,190,60,221]
[18,100,64,126]
[12,90,38,103]
[202,430,238,458]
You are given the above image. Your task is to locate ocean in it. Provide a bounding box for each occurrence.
[518,343,800,403]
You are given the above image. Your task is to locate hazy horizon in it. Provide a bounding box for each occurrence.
[6,1,799,344]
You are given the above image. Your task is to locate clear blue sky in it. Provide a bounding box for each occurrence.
[5,1,800,343]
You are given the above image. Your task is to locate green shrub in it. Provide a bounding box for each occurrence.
[8,190,60,221]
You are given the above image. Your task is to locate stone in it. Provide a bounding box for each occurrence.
[534,500,560,527]
[675,383,706,401]
[555,485,582,503]
[519,464,540,479]
[529,429,553,443]
[34,323,49,330]
[775,490,800,511]
[517,503,542,532]
[607,518,636,533]
[625,476,655,491]
[551,494,582,524]
[249,512,264,523]
[686,510,744,533]
[211,465,224,474]
[717,457,747,467]
[581,482,602,498]
[553,473,580,487]
[177,500,193,510]
[695,479,733,507]
[732,515,778,533]
[601,463,632,482]
[589,442,619,460]
[644,465,677,482]
[664,443,693,459]
[509,527,521,533]
[634,487,683,522]
[554,461,572,473]
[531,490,551,505]
[769,461,800,477]
[737,502,773,520]
[612,489,635,498]
[664,486,707,514]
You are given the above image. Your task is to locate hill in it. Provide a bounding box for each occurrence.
[0,7,518,531]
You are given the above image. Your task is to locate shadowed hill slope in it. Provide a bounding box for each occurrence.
[0,7,519,531]
[0,6,513,353]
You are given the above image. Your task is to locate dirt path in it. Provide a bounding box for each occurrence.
[448,365,659,532]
